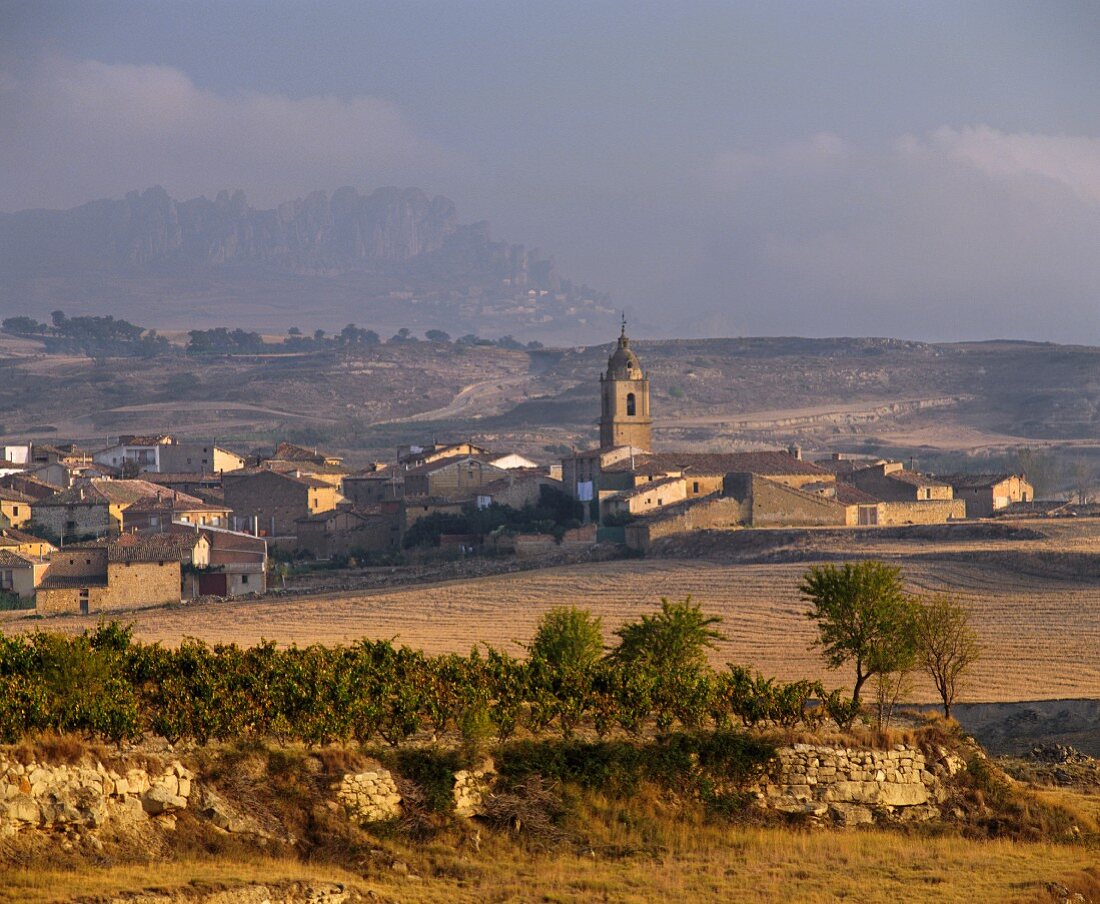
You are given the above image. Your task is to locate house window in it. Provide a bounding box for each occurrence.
[626,393,636,416]
[12,506,18,517]
[692,482,700,493]
[241,574,249,585]
[1,571,11,590]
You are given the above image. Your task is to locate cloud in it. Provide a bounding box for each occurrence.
[0,56,461,211]
[922,125,1100,206]
[678,127,1100,341]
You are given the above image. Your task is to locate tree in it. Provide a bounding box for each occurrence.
[287,326,301,336]
[527,607,603,674]
[425,329,451,343]
[801,561,917,708]
[610,597,724,730]
[526,607,604,736]
[912,594,981,719]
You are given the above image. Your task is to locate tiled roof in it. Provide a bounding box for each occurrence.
[108,533,195,562]
[0,527,55,547]
[39,576,108,589]
[813,457,888,475]
[143,472,224,485]
[0,487,35,504]
[0,550,34,567]
[270,441,342,464]
[117,434,174,446]
[42,478,171,507]
[938,473,1018,490]
[604,451,829,478]
[404,455,501,476]
[123,489,217,513]
[832,484,882,505]
[883,470,952,488]
[620,476,685,499]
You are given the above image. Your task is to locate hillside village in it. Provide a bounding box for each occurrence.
[0,326,1046,617]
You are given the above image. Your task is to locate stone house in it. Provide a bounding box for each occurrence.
[0,487,34,529]
[120,490,232,533]
[158,442,245,475]
[602,476,689,520]
[342,472,402,507]
[402,497,467,530]
[847,462,955,503]
[0,474,60,501]
[403,456,509,499]
[30,484,113,541]
[93,435,174,473]
[295,504,403,559]
[398,442,489,470]
[33,479,173,540]
[0,550,49,600]
[223,469,342,538]
[474,471,563,510]
[35,535,188,614]
[170,523,267,597]
[0,527,56,558]
[723,473,852,528]
[938,473,1033,518]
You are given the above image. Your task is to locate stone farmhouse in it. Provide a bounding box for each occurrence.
[938,473,1034,518]
[34,534,196,615]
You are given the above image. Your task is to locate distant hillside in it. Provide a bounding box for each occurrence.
[0,187,614,341]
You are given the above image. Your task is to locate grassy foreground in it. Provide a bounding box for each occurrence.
[2,821,1098,904]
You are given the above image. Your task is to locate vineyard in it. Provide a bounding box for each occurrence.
[0,606,865,747]
[9,551,1098,704]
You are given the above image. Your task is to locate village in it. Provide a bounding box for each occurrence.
[0,325,1042,617]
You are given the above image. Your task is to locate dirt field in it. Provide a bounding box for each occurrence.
[7,521,1100,704]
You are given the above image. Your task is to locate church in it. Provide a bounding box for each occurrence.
[561,323,840,527]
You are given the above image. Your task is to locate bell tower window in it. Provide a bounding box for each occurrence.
[626,393,636,416]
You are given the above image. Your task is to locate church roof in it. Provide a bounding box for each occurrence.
[605,323,644,379]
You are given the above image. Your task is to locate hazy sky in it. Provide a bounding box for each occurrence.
[3,1,1100,341]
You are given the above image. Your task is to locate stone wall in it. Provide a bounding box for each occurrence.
[757,743,965,825]
[624,497,746,550]
[876,499,966,525]
[453,759,496,818]
[0,755,192,835]
[336,769,402,823]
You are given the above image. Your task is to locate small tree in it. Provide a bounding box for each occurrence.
[527,607,603,674]
[801,561,916,708]
[912,594,981,719]
[610,596,724,730]
[526,607,604,736]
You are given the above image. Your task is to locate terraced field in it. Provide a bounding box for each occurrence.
[10,521,1100,704]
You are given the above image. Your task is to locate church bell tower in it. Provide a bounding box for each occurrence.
[599,318,652,451]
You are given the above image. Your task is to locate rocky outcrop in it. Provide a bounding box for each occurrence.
[0,755,191,835]
[756,743,966,825]
[336,769,402,823]
[82,882,354,903]
[0,185,558,290]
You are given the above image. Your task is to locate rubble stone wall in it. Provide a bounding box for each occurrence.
[0,754,192,835]
[757,743,965,825]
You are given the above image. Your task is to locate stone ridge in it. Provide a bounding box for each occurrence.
[756,743,967,826]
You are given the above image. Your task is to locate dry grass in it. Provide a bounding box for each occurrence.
[0,856,367,904]
[3,821,1097,904]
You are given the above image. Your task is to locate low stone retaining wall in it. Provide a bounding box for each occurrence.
[757,743,966,825]
[0,755,192,835]
[335,769,402,823]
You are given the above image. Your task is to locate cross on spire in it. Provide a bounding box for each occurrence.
[620,311,627,338]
